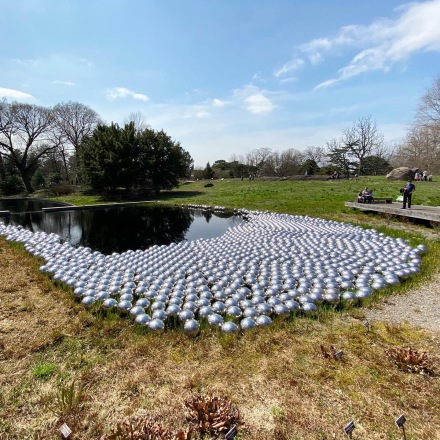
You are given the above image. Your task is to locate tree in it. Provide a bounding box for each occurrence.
[303,146,325,165]
[0,101,57,193]
[53,101,101,180]
[360,155,392,175]
[124,111,150,132]
[245,148,272,176]
[79,122,140,190]
[341,116,384,176]
[203,162,215,179]
[417,74,440,127]
[139,129,193,194]
[300,159,320,175]
[326,139,356,177]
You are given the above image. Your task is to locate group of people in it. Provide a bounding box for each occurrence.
[357,187,374,203]
[414,170,430,181]
[357,179,416,209]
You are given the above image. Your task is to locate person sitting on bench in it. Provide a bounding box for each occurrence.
[358,187,373,203]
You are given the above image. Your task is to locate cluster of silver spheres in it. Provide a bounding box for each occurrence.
[0,211,426,334]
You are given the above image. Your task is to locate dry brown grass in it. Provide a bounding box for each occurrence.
[1,238,440,439]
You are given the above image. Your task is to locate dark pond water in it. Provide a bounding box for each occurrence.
[0,198,68,212]
[2,205,243,254]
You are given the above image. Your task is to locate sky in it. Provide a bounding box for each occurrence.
[1,0,440,168]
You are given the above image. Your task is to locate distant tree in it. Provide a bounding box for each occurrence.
[300,159,320,175]
[360,155,392,175]
[79,122,140,190]
[392,74,440,174]
[203,162,215,179]
[416,74,440,127]
[31,169,46,189]
[139,128,193,194]
[341,116,384,176]
[326,139,356,177]
[0,101,57,193]
[303,146,325,165]
[245,147,272,176]
[124,111,150,132]
[53,101,101,180]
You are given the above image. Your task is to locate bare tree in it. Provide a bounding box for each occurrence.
[303,146,325,165]
[0,102,57,192]
[245,147,272,176]
[53,101,101,180]
[417,74,440,127]
[342,116,384,176]
[124,111,150,132]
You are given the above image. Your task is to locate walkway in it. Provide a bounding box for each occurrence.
[345,201,440,223]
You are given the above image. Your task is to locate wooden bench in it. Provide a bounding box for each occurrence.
[356,197,393,204]
[373,197,393,204]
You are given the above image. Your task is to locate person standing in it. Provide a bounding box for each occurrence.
[423,170,428,181]
[402,179,416,209]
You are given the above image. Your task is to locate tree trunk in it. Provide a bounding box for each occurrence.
[17,167,34,193]
[0,154,6,181]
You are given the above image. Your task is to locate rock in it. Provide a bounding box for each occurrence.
[386,167,417,181]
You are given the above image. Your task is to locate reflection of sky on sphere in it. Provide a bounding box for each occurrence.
[0,210,426,333]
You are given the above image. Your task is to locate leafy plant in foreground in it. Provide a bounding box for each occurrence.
[184,391,240,436]
[385,346,434,375]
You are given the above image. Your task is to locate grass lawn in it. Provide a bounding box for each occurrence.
[1,176,439,439]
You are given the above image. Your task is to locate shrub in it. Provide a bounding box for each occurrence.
[0,175,25,195]
[385,346,434,375]
[184,391,239,436]
[48,182,74,196]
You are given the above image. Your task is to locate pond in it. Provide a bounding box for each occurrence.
[0,198,68,212]
[2,205,243,254]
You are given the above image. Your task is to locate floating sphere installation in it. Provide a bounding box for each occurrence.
[0,209,426,333]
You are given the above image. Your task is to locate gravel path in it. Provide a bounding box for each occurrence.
[363,270,440,332]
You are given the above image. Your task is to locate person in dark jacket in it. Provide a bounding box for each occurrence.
[402,179,415,209]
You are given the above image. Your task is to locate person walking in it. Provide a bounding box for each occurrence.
[402,179,416,209]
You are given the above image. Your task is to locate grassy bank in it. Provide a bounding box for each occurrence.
[1,177,439,439]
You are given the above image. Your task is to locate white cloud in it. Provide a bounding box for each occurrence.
[0,87,34,100]
[106,87,149,102]
[244,93,275,115]
[212,98,225,107]
[313,0,440,89]
[274,58,304,77]
[233,85,276,115]
[52,80,76,86]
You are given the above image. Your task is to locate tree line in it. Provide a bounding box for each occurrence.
[0,100,193,195]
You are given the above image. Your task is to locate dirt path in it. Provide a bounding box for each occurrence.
[363,270,440,332]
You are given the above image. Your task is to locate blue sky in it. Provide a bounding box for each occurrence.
[1,0,440,167]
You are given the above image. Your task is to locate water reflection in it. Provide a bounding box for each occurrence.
[4,206,242,254]
[0,198,67,212]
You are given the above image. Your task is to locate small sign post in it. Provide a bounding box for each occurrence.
[364,321,370,332]
[395,415,407,440]
[59,423,72,439]
[334,350,344,360]
[225,425,238,440]
[343,421,355,438]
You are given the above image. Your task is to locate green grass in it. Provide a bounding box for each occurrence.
[2,175,439,439]
[50,176,440,219]
[32,362,56,381]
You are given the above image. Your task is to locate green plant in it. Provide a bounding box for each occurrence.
[184,391,239,435]
[55,379,84,414]
[32,362,56,381]
[385,346,434,375]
